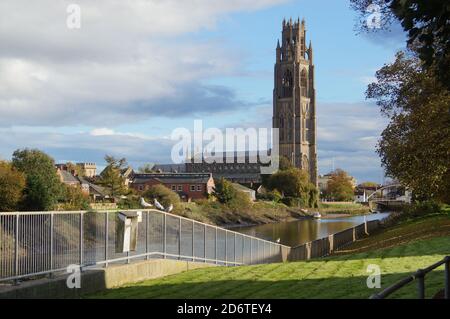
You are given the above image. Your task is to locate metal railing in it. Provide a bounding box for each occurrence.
[370,256,450,299]
[0,209,289,282]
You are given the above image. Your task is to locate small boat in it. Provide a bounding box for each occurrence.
[313,212,322,219]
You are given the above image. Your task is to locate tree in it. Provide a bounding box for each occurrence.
[212,178,237,204]
[267,168,318,207]
[367,52,450,202]
[326,169,355,202]
[12,149,63,211]
[0,161,26,211]
[97,155,127,197]
[359,181,379,188]
[350,0,450,89]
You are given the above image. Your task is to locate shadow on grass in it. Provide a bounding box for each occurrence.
[88,270,446,299]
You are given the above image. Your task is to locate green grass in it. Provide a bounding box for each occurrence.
[318,202,370,215]
[88,214,450,299]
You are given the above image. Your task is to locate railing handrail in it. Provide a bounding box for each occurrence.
[370,256,450,299]
[0,209,290,249]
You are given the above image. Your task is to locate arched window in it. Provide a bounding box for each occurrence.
[300,69,308,97]
[302,154,309,172]
[281,69,293,98]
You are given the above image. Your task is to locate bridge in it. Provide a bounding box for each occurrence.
[366,183,412,212]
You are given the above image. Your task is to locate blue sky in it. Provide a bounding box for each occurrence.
[0,0,406,183]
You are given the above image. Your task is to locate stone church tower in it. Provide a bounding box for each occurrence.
[273,18,318,186]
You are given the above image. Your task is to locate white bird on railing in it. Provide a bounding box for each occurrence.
[153,198,165,211]
[139,197,153,208]
[165,204,173,213]
[276,238,281,243]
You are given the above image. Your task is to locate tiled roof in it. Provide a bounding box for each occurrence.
[60,170,79,184]
[133,173,212,184]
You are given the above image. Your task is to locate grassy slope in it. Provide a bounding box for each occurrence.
[89,214,450,299]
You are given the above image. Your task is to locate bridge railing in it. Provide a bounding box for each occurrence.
[370,256,450,299]
[0,210,289,283]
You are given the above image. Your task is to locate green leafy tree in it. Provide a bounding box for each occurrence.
[267,168,317,207]
[326,169,355,202]
[0,161,26,211]
[213,178,237,204]
[359,181,379,188]
[350,0,450,89]
[12,149,63,211]
[97,155,127,197]
[66,162,84,176]
[278,155,293,171]
[367,52,449,202]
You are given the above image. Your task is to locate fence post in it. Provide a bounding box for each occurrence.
[225,231,227,266]
[163,213,167,259]
[242,235,245,264]
[233,233,236,266]
[50,213,54,276]
[328,234,334,255]
[178,217,182,260]
[416,269,425,299]
[14,213,19,284]
[215,227,218,265]
[204,224,207,263]
[250,238,253,265]
[445,256,449,299]
[80,213,83,269]
[353,227,356,242]
[104,212,108,268]
[192,220,195,262]
[146,211,149,260]
[364,218,369,235]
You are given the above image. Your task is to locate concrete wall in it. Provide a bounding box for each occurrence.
[0,259,215,299]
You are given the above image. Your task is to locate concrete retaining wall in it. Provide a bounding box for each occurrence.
[0,259,215,299]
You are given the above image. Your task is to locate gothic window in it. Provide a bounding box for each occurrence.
[300,69,308,97]
[281,69,293,98]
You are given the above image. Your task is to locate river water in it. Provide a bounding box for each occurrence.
[234,212,390,247]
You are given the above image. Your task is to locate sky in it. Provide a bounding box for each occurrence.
[0,0,407,183]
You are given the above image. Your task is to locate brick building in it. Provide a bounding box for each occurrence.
[131,173,215,202]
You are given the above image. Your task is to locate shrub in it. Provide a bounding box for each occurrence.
[212,178,237,204]
[0,161,26,211]
[143,184,181,211]
[404,200,443,217]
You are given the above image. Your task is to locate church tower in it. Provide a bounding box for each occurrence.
[273,17,318,186]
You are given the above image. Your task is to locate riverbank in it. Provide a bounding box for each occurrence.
[176,200,371,228]
[88,213,450,299]
[179,200,310,228]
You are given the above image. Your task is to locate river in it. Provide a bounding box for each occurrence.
[235,212,390,247]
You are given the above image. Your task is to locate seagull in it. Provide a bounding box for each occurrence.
[139,197,153,208]
[275,238,281,243]
[165,204,173,213]
[153,198,165,211]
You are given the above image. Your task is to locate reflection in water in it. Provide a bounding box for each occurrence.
[235,213,390,247]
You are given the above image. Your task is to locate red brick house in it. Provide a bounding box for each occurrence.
[131,173,215,201]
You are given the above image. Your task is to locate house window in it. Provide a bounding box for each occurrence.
[171,185,176,191]
[190,185,196,192]
[197,185,202,192]
[138,185,144,191]
[177,185,182,191]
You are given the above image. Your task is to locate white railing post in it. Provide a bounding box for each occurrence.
[215,227,218,265]
[14,213,19,282]
[225,231,227,266]
[192,220,195,262]
[178,217,182,260]
[79,213,83,268]
[146,211,149,260]
[104,212,108,267]
[163,213,167,259]
[203,224,207,263]
[233,233,236,266]
[50,213,54,274]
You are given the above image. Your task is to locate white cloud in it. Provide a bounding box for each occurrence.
[0,0,287,127]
